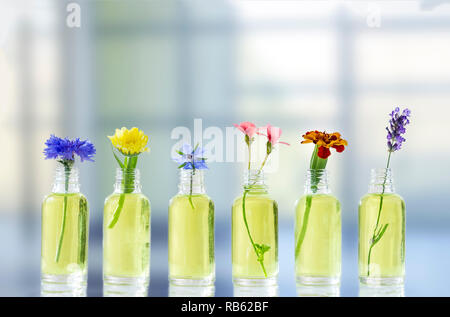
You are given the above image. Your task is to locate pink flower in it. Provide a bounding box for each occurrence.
[234,122,257,138]
[258,124,290,146]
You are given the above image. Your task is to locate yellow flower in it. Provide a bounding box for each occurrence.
[108,127,149,155]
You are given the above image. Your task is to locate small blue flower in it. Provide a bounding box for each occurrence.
[386,107,411,152]
[44,135,96,162]
[173,143,208,170]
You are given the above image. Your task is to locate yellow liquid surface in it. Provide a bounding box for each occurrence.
[41,193,89,275]
[359,193,405,278]
[295,194,341,278]
[103,193,151,277]
[232,193,278,279]
[168,194,214,279]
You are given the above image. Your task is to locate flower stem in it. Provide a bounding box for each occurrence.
[242,189,268,277]
[367,151,392,276]
[241,144,270,277]
[295,145,327,260]
[108,156,138,228]
[248,143,252,170]
[55,163,71,262]
[77,197,88,264]
[295,195,312,259]
[188,168,195,210]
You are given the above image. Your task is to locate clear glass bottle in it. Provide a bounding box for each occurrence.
[294,169,341,289]
[232,170,278,286]
[168,169,215,287]
[103,168,151,296]
[41,166,89,297]
[359,168,405,285]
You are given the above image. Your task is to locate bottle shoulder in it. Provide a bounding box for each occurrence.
[105,192,150,203]
[297,193,339,202]
[295,193,340,209]
[360,192,404,204]
[43,192,86,203]
[170,193,212,204]
[233,192,275,205]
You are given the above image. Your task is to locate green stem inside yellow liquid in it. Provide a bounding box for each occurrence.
[241,145,271,277]
[108,156,138,228]
[295,145,327,260]
[367,151,392,276]
[55,163,70,262]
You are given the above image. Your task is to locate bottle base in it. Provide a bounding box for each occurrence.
[359,282,405,297]
[233,276,278,287]
[169,283,215,297]
[169,275,215,286]
[233,284,278,297]
[103,275,149,297]
[359,276,404,286]
[296,276,340,297]
[41,273,87,297]
[232,277,278,297]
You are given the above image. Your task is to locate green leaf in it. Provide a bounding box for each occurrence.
[178,162,187,169]
[316,157,327,170]
[176,150,184,156]
[373,224,389,245]
[128,155,138,169]
[309,145,318,168]
[255,243,271,262]
[111,145,124,168]
[309,144,328,170]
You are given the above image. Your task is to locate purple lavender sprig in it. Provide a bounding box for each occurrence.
[367,107,411,277]
[386,107,411,152]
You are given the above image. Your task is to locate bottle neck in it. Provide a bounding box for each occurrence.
[52,165,80,193]
[178,169,205,195]
[243,169,268,193]
[305,169,330,195]
[114,168,142,194]
[369,168,395,194]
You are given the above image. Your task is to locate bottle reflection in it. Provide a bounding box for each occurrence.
[359,283,404,297]
[296,283,340,297]
[169,283,215,297]
[233,284,279,297]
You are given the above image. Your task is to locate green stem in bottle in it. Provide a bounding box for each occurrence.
[241,142,271,277]
[367,151,392,276]
[55,162,71,262]
[77,196,88,264]
[188,167,195,210]
[295,145,327,259]
[247,137,252,170]
[108,155,138,228]
[242,188,268,277]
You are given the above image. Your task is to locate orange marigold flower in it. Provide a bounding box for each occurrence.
[301,130,348,159]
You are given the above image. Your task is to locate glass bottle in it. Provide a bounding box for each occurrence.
[232,170,278,286]
[103,168,151,296]
[359,168,405,285]
[168,169,215,287]
[294,169,341,289]
[41,166,89,297]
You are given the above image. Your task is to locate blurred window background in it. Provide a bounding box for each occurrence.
[1,0,450,296]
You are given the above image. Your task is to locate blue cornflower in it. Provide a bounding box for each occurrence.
[386,107,411,152]
[44,135,96,162]
[173,143,208,170]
